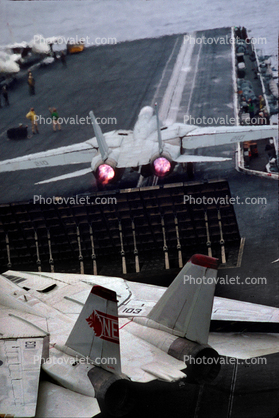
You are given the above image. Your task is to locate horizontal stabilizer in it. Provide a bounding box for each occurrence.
[174,154,231,163]
[0,142,96,173]
[147,254,219,344]
[209,332,279,359]
[66,285,121,374]
[35,167,92,184]
[36,381,100,417]
[212,297,279,323]
[141,361,186,382]
[183,125,278,150]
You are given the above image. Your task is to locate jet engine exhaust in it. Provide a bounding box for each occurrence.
[168,338,221,384]
[153,157,172,177]
[88,368,135,417]
[97,164,115,184]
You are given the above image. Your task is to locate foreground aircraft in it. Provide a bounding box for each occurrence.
[1,255,279,417]
[0,105,277,185]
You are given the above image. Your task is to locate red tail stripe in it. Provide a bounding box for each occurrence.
[190,254,219,270]
[91,285,117,301]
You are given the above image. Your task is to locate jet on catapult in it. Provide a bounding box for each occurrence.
[0,105,277,185]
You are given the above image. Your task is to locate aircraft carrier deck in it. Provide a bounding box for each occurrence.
[0,27,278,417]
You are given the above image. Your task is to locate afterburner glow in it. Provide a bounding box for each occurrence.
[153,157,171,177]
[97,164,115,184]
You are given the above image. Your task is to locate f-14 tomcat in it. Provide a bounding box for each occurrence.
[0,105,277,185]
[0,35,55,74]
[1,255,279,417]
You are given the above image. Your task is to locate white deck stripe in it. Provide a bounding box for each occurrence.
[151,36,180,107]
[184,41,203,120]
[159,32,196,124]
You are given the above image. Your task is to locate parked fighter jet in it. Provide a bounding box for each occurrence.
[0,35,60,73]
[3,35,52,57]
[0,50,20,74]
[1,255,279,417]
[0,105,277,185]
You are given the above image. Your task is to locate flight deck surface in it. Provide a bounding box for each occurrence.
[0,27,278,417]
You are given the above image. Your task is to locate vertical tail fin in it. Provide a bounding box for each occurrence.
[89,111,110,161]
[155,103,163,154]
[147,254,219,344]
[66,286,121,374]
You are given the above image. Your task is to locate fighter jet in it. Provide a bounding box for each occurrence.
[1,254,279,417]
[0,105,276,185]
[3,35,52,56]
[0,50,20,74]
[0,35,60,73]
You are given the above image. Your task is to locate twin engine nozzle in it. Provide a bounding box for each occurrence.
[92,153,175,185]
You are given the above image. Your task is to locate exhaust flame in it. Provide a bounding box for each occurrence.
[97,164,115,184]
[153,157,171,177]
